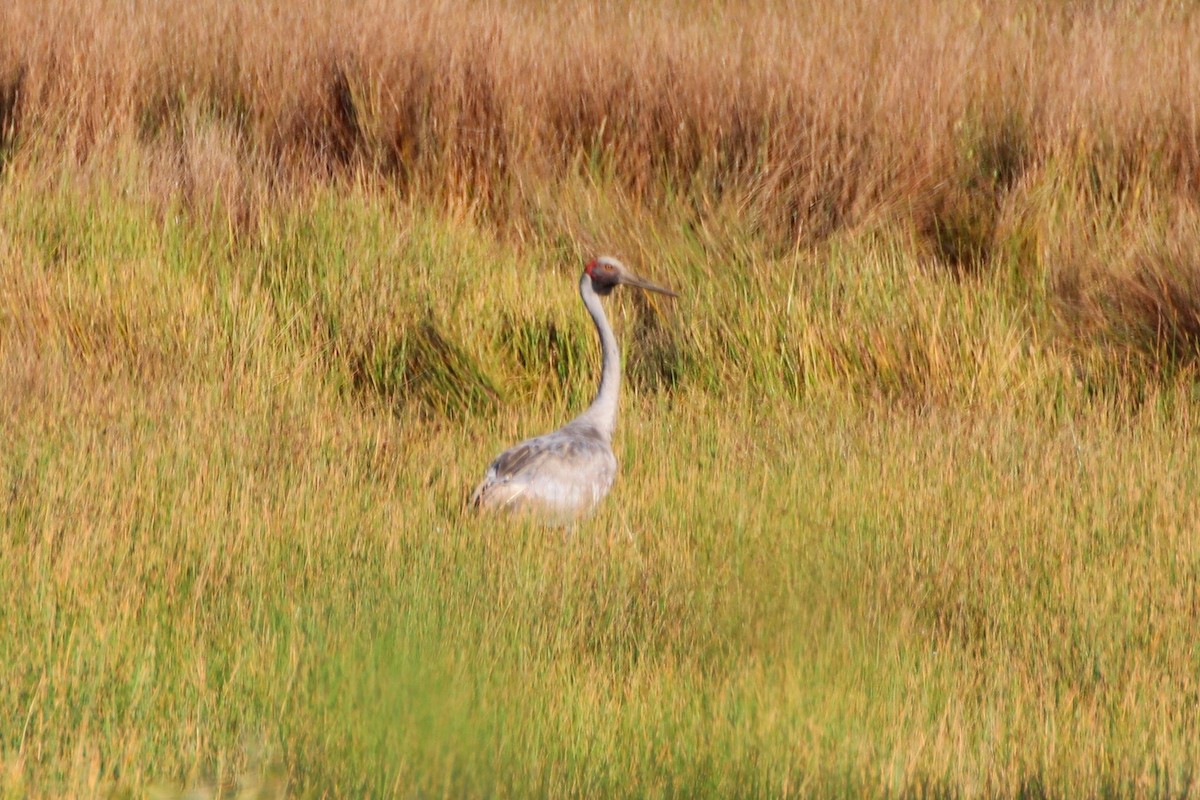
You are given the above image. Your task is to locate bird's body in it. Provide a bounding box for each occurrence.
[469,419,617,519]
[471,256,677,522]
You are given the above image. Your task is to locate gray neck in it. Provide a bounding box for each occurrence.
[575,274,620,440]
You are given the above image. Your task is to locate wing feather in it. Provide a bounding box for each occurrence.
[470,424,615,514]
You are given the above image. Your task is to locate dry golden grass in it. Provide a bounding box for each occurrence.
[3,1,1200,797]
[2,1,1198,230]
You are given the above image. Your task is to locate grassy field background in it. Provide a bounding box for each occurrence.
[3,1,1200,797]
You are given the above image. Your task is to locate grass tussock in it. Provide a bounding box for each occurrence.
[3,1,1200,798]
[1063,209,1200,371]
[343,318,503,419]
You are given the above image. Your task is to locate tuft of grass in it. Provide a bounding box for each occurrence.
[345,318,502,420]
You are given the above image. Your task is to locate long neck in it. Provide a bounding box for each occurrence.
[576,274,621,440]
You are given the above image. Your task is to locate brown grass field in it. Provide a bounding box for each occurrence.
[3,1,1200,797]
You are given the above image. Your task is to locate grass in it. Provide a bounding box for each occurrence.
[3,0,1200,797]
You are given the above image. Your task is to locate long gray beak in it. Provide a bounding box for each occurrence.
[620,273,679,297]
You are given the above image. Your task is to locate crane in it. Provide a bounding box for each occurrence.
[470,256,678,521]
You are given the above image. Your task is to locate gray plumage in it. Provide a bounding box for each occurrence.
[471,256,677,521]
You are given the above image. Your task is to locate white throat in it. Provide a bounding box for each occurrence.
[574,273,621,440]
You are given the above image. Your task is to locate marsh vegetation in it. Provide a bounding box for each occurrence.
[2,1,1200,796]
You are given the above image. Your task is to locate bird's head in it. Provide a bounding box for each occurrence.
[584,256,678,298]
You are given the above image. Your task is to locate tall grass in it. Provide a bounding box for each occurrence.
[3,0,1197,355]
[2,1,1197,233]
[3,1,1200,797]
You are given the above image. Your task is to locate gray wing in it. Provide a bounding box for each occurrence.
[491,432,597,479]
[470,424,615,511]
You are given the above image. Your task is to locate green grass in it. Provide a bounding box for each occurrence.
[2,148,1200,798]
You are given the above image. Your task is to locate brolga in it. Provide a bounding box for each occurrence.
[470,256,678,521]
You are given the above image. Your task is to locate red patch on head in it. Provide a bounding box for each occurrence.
[584,259,598,277]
